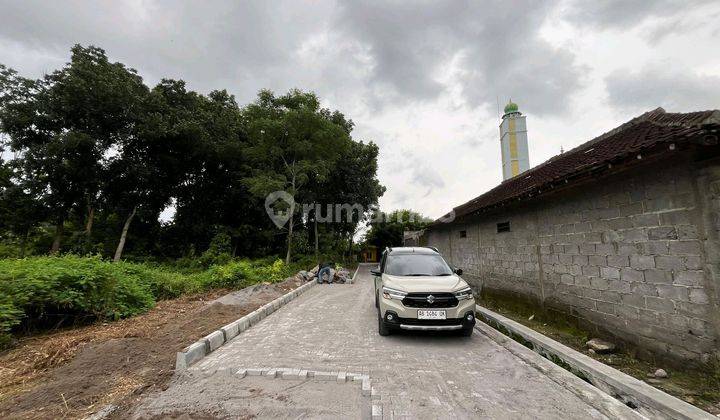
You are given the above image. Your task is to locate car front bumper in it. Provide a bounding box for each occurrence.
[379,295,476,331]
[400,324,463,331]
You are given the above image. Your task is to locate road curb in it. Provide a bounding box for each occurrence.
[175,279,317,370]
[234,367,381,419]
[476,305,715,420]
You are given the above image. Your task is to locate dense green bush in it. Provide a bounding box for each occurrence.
[200,258,291,289]
[0,255,297,347]
[0,256,156,345]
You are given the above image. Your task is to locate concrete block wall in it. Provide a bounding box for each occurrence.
[426,155,720,363]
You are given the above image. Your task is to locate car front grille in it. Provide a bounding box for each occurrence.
[402,292,458,308]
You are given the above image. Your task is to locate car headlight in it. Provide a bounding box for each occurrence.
[382,286,407,300]
[454,287,474,300]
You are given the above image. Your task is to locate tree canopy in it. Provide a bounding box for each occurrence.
[364,209,432,251]
[0,45,384,263]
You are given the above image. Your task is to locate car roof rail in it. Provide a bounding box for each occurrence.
[425,246,439,253]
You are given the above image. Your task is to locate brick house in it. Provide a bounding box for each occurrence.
[423,108,720,364]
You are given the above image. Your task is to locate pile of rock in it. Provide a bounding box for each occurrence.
[294,265,354,284]
[296,269,315,282]
[336,268,353,283]
[317,266,354,284]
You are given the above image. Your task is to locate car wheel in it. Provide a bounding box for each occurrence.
[378,314,390,336]
[460,326,473,337]
[375,290,379,308]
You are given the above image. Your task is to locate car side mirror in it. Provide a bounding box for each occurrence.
[370,267,381,276]
[454,267,463,276]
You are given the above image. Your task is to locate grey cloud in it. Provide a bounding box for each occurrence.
[562,0,713,29]
[412,164,445,198]
[335,0,584,115]
[397,152,446,198]
[0,0,335,101]
[562,0,720,46]
[0,1,582,116]
[643,8,720,45]
[605,65,720,112]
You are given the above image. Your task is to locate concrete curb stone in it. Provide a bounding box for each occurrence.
[203,330,225,352]
[361,378,371,396]
[232,367,381,418]
[315,371,336,381]
[175,341,206,370]
[220,320,240,341]
[371,403,382,420]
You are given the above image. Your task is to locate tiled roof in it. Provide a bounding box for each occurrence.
[436,108,720,224]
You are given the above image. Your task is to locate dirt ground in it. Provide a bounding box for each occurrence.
[0,278,303,420]
[479,293,720,416]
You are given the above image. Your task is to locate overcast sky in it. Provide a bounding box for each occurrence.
[1,0,719,219]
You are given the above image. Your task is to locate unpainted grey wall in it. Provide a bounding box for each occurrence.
[426,154,720,364]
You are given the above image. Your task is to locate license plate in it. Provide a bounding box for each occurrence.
[418,310,446,320]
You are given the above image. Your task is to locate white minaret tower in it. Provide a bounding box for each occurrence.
[499,100,529,180]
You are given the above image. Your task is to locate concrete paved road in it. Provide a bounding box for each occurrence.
[135,264,624,419]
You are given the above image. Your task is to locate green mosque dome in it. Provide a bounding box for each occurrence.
[504,100,519,115]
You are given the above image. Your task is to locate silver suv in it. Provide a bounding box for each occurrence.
[371,247,477,336]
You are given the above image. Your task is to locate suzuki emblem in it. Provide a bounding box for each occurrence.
[426,294,435,304]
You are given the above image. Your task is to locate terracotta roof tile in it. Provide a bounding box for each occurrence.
[437,108,720,223]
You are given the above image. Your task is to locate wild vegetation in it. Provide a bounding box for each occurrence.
[0,44,388,347]
[0,254,302,347]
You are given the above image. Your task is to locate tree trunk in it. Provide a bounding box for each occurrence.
[85,206,95,235]
[285,204,295,265]
[114,206,137,262]
[314,210,319,260]
[285,172,296,265]
[19,230,29,258]
[50,218,64,254]
[347,232,353,259]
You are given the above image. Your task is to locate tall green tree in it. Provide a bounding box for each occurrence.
[0,155,46,257]
[0,46,147,253]
[105,79,203,261]
[242,89,352,263]
[170,89,261,256]
[322,140,385,256]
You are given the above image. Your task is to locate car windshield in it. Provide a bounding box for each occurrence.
[384,254,453,276]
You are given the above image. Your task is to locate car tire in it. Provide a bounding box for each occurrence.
[460,326,473,337]
[378,314,390,336]
[375,290,379,308]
